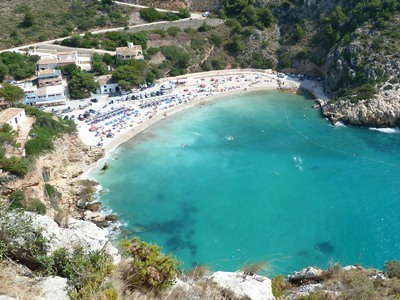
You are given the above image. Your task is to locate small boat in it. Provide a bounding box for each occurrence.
[312,104,321,109]
[226,136,235,141]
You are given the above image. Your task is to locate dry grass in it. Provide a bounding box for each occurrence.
[0,261,41,299]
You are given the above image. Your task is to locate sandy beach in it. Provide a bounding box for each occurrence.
[77,69,328,174]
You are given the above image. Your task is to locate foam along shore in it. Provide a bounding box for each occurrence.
[77,69,328,169]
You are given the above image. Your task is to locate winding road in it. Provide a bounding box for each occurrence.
[0,2,207,54]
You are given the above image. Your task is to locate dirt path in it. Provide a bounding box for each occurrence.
[187,45,214,73]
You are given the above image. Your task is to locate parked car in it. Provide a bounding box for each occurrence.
[61,108,70,114]
[90,98,99,103]
[70,115,75,120]
[63,115,69,120]
[39,106,46,111]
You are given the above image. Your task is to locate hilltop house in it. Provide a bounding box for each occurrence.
[36,50,79,73]
[57,51,79,67]
[0,108,26,130]
[116,43,144,60]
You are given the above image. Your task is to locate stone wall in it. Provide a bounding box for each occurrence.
[118,0,221,12]
[127,18,224,33]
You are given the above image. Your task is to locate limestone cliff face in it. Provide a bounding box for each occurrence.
[322,94,400,127]
[2,134,105,215]
[323,21,400,127]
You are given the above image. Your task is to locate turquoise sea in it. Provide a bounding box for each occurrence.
[92,90,400,275]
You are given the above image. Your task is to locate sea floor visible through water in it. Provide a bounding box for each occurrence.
[92,90,400,275]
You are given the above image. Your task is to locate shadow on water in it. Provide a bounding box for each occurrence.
[314,242,334,253]
[297,250,309,257]
[133,200,199,257]
[156,193,165,202]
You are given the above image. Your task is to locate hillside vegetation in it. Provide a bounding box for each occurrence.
[0,0,133,49]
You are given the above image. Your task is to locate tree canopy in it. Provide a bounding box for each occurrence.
[0,83,25,106]
[112,59,150,88]
[67,70,98,99]
[0,52,39,81]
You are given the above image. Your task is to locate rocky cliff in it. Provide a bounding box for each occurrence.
[236,0,400,127]
[2,134,105,217]
[322,16,400,127]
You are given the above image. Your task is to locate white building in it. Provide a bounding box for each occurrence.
[23,82,66,106]
[0,108,26,130]
[116,43,144,60]
[96,75,120,94]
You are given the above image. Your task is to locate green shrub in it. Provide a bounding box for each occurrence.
[211,57,226,70]
[385,261,400,279]
[191,37,205,51]
[201,60,212,71]
[262,40,269,48]
[52,247,114,300]
[197,22,213,32]
[25,198,46,215]
[146,47,160,56]
[23,107,75,157]
[0,205,50,269]
[140,8,159,22]
[340,268,379,299]
[120,237,181,292]
[178,7,191,19]
[271,274,286,298]
[151,29,166,37]
[209,34,223,47]
[1,156,29,176]
[184,27,197,34]
[167,27,181,37]
[8,189,25,210]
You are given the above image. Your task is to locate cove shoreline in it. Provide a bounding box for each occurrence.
[79,69,329,179]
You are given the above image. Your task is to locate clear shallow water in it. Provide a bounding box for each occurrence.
[93,91,400,275]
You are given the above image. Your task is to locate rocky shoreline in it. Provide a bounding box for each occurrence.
[322,94,400,127]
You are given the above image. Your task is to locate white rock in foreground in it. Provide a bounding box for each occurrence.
[287,267,322,282]
[208,271,275,300]
[30,213,120,263]
[34,276,69,300]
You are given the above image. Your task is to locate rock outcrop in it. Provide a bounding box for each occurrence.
[0,263,68,300]
[322,96,400,127]
[34,276,69,300]
[208,271,275,300]
[30,212,120,263]
[287,267,322,283]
